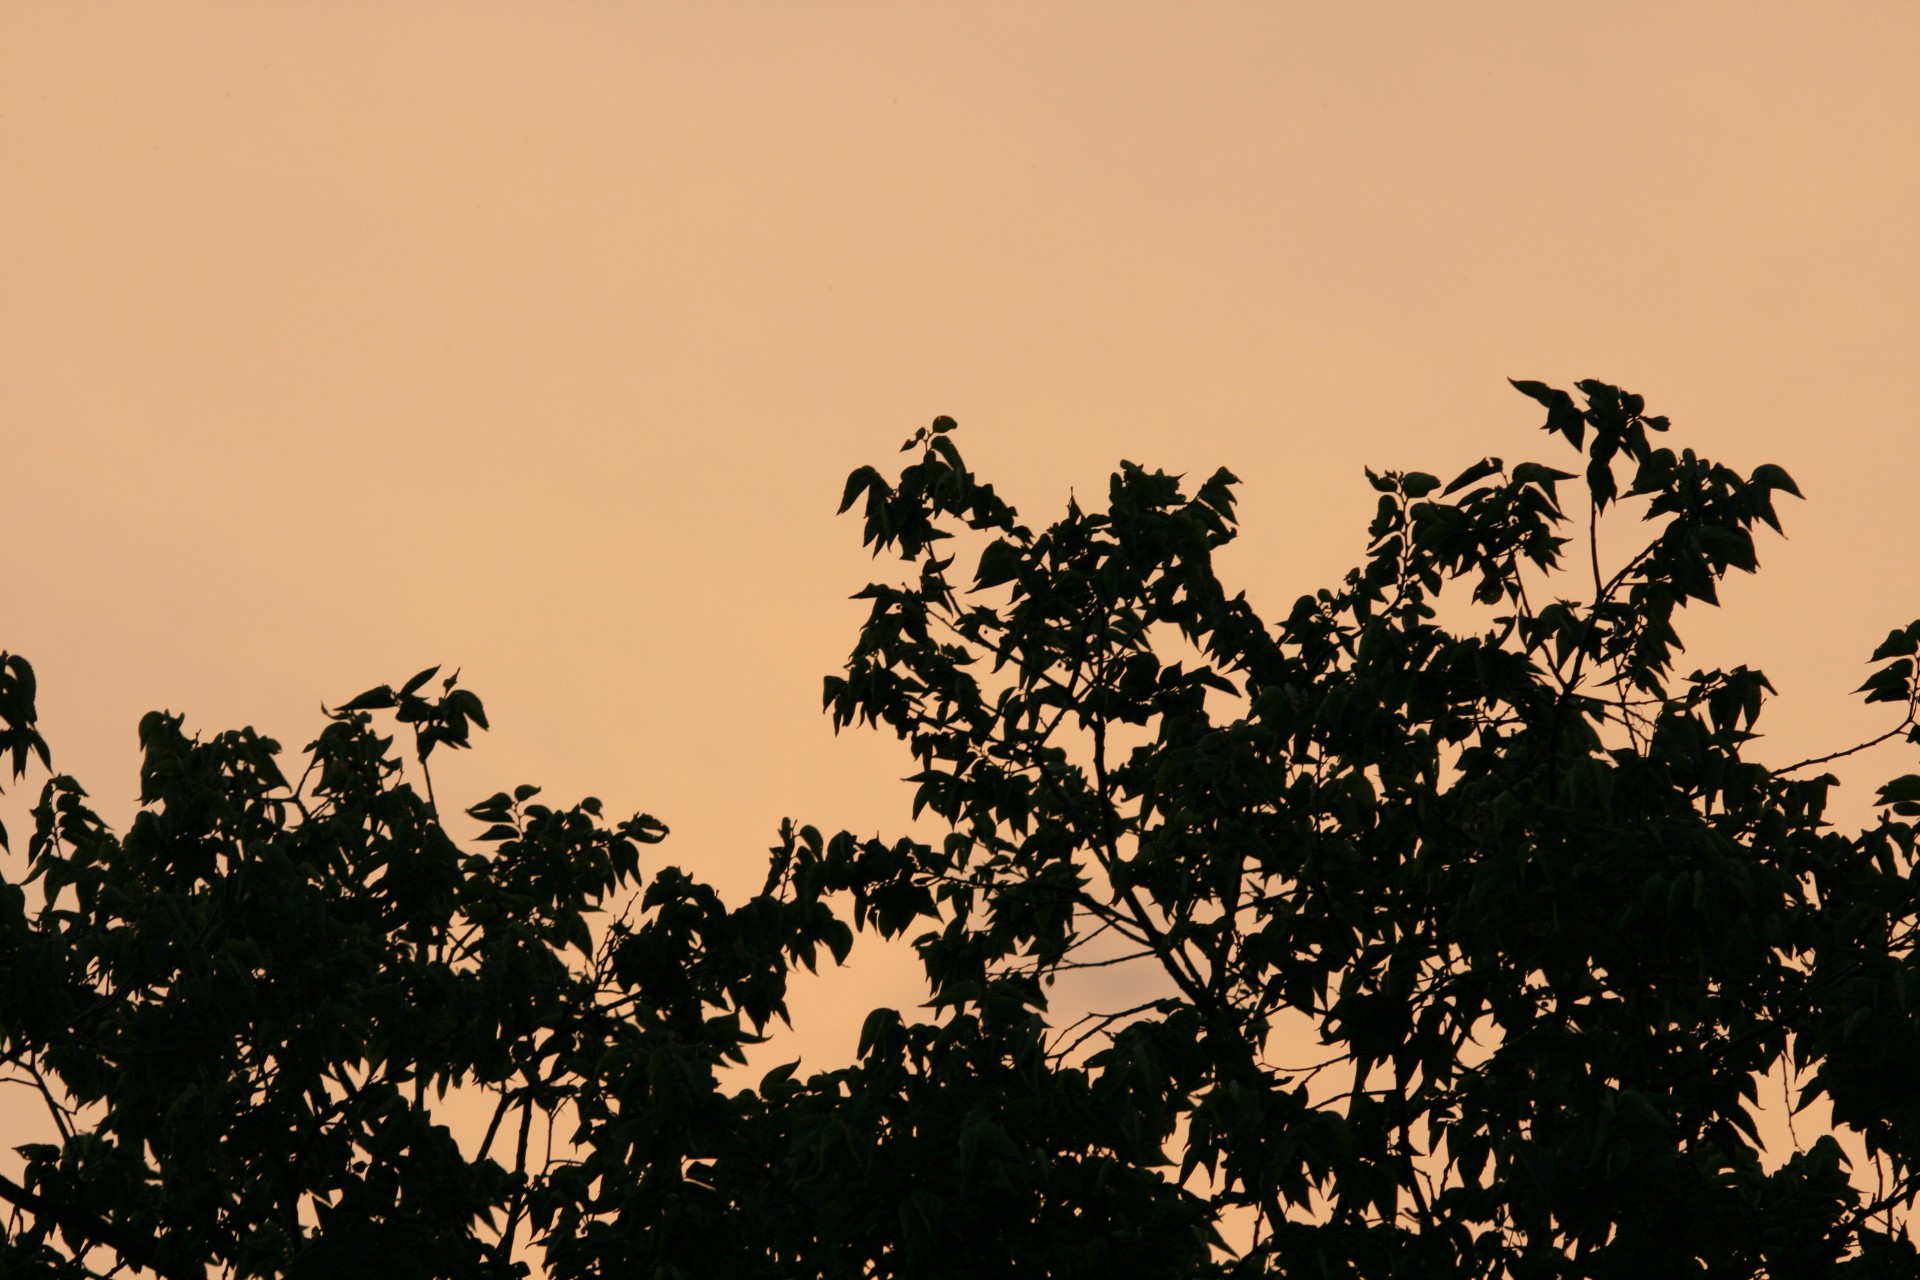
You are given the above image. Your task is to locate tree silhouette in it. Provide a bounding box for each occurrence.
[1,380,1915,1277]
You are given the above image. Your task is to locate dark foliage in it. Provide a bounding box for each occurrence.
[1,381,1915,1277]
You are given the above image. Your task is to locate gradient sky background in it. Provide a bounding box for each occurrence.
[4,1,1917,1199]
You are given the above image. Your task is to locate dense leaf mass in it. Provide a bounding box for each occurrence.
[0,382,1916,1277]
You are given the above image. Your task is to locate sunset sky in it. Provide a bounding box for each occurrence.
[4,3,1918,1152]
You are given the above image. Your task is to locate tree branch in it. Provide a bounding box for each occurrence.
[0,1169,202,1280]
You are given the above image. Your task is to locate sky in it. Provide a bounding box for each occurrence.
[3,0,1917,1219]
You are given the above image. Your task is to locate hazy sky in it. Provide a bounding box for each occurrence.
[4,3,1917,1144]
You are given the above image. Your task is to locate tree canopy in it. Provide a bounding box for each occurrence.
[1,379,1917,1278]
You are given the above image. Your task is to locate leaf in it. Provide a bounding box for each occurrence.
[1875,775,1920,807]
[338,685,397,712]
[1443,457,1503,495]
[973,539,1022,591]
[857,1007,904,1060]
[1510,461,1576,488]
[1857,658,1914,704]
[1748,462,1802,499]
[1585,453,1618,509]
[447,689,490,732]
[838,465,885,515]
[759,1059,802,1094]
[928,432,965,472]
[1869,623,1920,662]
[1509,378,1586,448]
[467,791,513,822]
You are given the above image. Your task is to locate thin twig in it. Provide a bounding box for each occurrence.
[1777,716,1918,777]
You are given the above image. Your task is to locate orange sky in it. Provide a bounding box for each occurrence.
[4,0,1918,1191]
